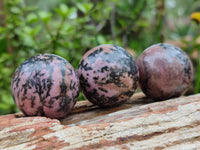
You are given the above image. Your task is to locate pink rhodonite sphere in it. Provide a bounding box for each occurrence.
[137,43,193,100]
[11,54,79,119]
[78,44,139,107]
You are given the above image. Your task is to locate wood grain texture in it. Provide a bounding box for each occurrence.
[0,93,200,150]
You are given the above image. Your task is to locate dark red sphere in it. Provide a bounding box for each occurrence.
[137,43,193,100]
[11,54,79,119]
[78,44,139,107]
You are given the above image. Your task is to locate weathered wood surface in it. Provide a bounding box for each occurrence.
[1,93,200,150]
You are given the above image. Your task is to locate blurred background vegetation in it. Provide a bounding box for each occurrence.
[0,0,200,115]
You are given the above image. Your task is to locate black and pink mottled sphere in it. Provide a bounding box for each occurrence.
[11,54,79,119]
[137,43,193,100]
[78,45,139,107]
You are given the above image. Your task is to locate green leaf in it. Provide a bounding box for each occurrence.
[22,35,35,47]
[136,20,149,27]
[1,94,14,105]
[0,53,11,62]
[23,26,32,33]
[20,28,36,47]
[60,4,69,15]
[76,3,93,14]
[31,25,42,36]
[21,25,41,37]
[55,48,67,58]
[97,35,106,44]
[118,19,127,28]
[23,6,38,11]
[10,6,21,14]
[0,27,5,33]
[55,4,69,17]
[38,11,52,23]
[61,23,75,34]
[0,39,7,51]
[0,27,6,39]
[68,8,77,19]
[0,103,10,111]
[1,68,12,76]
[27,13,39,24]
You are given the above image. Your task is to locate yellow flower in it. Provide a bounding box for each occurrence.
[190,12,200,24]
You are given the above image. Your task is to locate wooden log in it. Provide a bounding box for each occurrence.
[0,93,200,149]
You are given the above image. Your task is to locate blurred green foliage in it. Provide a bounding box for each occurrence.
[0,0,200,115]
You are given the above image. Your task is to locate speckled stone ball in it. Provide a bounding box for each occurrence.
[78,44,139,107]
[137,43,193,100]
[11,54,79,119]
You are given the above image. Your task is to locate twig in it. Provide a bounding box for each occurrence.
[43,22,54,41]
[122,32,128,47]
[52,16,66,51]
[110,3,116,43]
[96,20,107,32]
